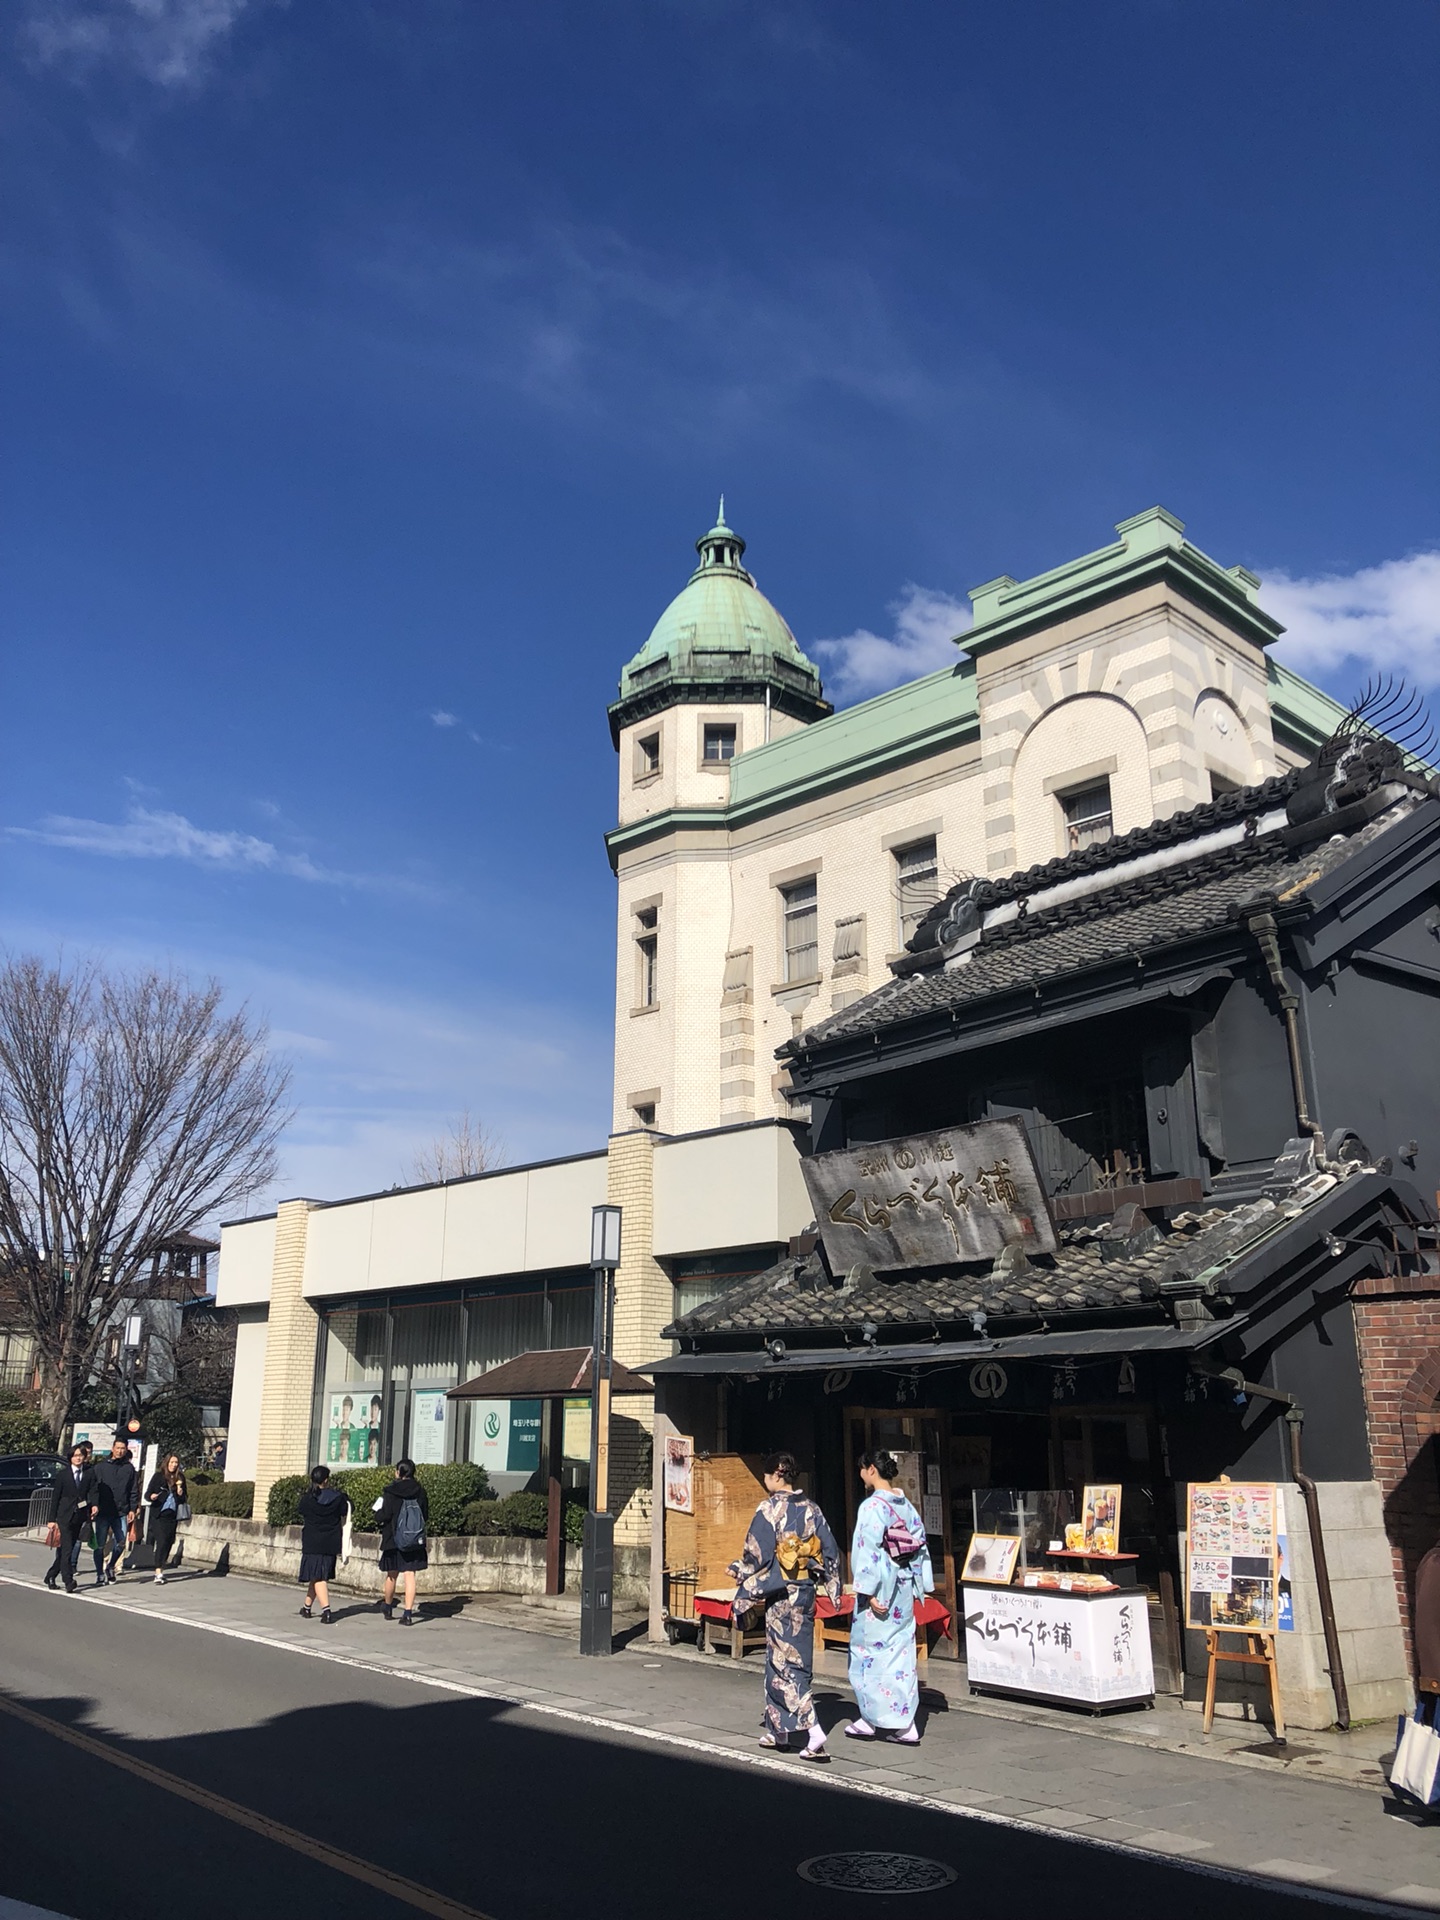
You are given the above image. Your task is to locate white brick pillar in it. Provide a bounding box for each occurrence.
[606,1129,670,1548]
[252,1198,320,1519]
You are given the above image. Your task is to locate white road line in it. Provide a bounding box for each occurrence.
[0,1572,1414,1917]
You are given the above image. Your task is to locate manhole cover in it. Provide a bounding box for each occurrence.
[798,1853,957,1894]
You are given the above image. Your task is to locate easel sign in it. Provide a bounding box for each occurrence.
[1185,1479,1278,1630]
[1186,1477,1284,1739]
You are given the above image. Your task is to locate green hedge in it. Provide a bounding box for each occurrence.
[189,1479,254,1518]
[0,1409,54,1454]
[463,1492,587,1545]
[267,1462,493,1534]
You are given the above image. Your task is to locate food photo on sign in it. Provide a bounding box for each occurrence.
[663,1434,694,1513]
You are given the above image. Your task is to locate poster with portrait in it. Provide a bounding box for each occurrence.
[663,1434,694,1514]
[326,1387,379,1465]
[410,1389,448,1466]
[1185,1480,1278,1630]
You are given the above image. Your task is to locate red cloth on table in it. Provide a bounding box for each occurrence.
[817,1593,951,1632]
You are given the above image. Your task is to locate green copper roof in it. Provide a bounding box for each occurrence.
[1267,657,1349,755]
[964,506,1284,656]
[609,508,829,739]
[607,661,978,867]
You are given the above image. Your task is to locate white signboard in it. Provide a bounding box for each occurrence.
[963,1585,1154,1706]
[72,1423,114,1455]
[410,1390,448,1466]
[471,1399,510,1475]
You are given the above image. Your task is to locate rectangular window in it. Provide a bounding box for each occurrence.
[703,722,737,763]
[781,876,819,982]
[1061,780,1113,851]
[634,731,661,779]
[635,905,658,1007]
[894,838,939,946]
[633,1102,656,1128]
[1208,770,1241,800]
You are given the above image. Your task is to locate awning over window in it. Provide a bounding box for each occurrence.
[641,1317,1241,1378]
[447,1347,654,1400]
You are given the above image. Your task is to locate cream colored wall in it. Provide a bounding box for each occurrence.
[298,1154,609,1298]
[225,1306,268,1482]
[616,702,802,828]
[652,1121,813,1256]
[1011,695,1152,868]
[214,1215,278,1307]
[976,590,1280,875]
[610,583,1285,1136]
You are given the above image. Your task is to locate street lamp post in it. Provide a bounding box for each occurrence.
[581,1204,621,1656]
[117,1312,144,1435]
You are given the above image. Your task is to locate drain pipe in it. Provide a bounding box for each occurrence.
[1205,1366,1351,1730]
[1244,908,1331,1168]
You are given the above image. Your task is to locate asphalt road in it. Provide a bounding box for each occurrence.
[0,1581,1383,1920]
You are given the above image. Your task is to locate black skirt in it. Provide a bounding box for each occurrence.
[298,1553,337,1582]
[378,1546,427,1573]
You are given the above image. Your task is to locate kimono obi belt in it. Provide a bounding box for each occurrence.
[775,1531,824,1582]
[817,1593,953,1633]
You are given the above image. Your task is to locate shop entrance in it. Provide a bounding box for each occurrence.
[843,1407,959,1657]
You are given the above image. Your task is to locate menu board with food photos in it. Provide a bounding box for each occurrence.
[1185,1480,1279,1631]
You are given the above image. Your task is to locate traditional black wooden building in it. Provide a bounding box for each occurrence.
[648,732,1440,1727]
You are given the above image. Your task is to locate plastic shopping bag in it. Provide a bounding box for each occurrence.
[1393,1696,1440,1807]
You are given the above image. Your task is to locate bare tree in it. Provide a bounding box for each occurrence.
[0,956,290,1440]
[406,1108,504,1185]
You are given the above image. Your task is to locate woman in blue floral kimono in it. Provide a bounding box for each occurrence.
[845,1448,934,1745]
[730,1450,841,1761]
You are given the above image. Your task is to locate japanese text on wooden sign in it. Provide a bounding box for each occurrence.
[1185,1480,1278,1632]
[801,1120,1057,1272]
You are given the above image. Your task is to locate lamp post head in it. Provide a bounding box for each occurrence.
[590,1204,622,1271]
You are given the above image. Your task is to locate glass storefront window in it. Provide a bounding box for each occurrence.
[311,1277,598,1478]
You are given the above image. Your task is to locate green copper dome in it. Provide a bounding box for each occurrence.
[609,506,830,742]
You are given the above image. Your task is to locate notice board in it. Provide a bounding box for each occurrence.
[1185,1480,1278,1631]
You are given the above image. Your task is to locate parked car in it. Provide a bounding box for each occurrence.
[0,1453,66,1528]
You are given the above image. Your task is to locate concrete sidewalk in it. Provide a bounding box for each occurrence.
[3,1534,1439,1913]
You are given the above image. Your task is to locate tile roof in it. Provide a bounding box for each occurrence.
[664,1181,1337,1346]
[790,773,1432,1051]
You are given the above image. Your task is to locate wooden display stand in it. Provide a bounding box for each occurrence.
[662,1453,766,1645]
[1201,1630,1285,1740]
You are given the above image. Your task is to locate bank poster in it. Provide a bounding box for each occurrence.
[326,1388,383,1465]
[471,1398,543,1476]
[411,1389,448,1466]
[1185,1480,1278,1631]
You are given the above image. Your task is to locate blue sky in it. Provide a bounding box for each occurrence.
[3,0,1437,1210]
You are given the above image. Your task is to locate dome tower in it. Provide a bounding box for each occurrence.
[606,510,829,1136]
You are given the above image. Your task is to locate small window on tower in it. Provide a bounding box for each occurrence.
[1060,780,1113,851]
[634,732,661,780]
[781,876,819,982]
[894,838,939,947]
[635,905,659,1008]
[633,1103,656,1128]
[703,723,737,763]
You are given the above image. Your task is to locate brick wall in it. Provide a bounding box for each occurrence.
[1352,1271,1440,1662]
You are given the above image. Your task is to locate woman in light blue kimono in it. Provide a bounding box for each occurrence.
[730,1450,841,1761]
[845,1448,934,1745]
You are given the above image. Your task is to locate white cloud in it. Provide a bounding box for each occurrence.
[11,803,330,878]
[812,584,971,704]
[1262,550,1440,693]
[430,710,460,728]
[21,0,256,88]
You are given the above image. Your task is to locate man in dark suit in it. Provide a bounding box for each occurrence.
[46,1446,98,1594]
